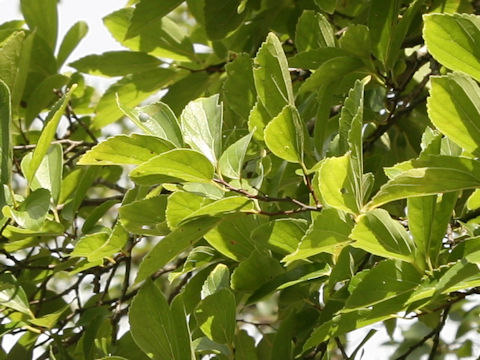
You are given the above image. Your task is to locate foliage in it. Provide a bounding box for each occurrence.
[1,0,480,359]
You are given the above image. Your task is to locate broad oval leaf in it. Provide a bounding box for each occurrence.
[129,149,214,185]
[129,280,192,360]
[78,134,174,166]
[427,73,480,157]
[424,13,480,82]
[368,155,480,209]
[350,209,416,263]
[264,105,305,164]
[283,209,353,264]
[0,273,33,317]
[180,197,254,225]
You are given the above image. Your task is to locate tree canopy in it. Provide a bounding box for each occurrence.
[1,0,480,359]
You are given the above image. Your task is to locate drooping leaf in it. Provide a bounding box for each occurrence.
[94,68,177,129]
[136,217,220,283]
[368,155,480,208]
[344,260,422,311]
[350,209,416,263]
[78,134,174,166]
[103,8,195,62]
[204,215,263,261]
[119,195,168,236]
[427,73,480,157]
[125,0,184,39]
[264,105,305,164]
[129,149,214,185]
[204,0,245,40]
[424,13,480,82]
[219,132,253,179]
[129,280,193,360]
[283,209,353,263]
[180,95,223,164]
[27,85,76,184]
[195,288,236,344]
[0,273,33,317]
[118,100,183,147]
[231,250,283,292]
[70,51,163,77]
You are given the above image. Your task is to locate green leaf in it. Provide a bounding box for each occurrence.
[367,0,399,65]
[103,8,194,62]
[424,13,480,82]
[0,273,33,317]
[82,199,119,234]
[368,155,480,208]
[314,0,336,13]
[339,25,371,59]
[136,217,220,283]
[25,74,69,125]
[180,197,254,224]
[118,100,183,147]
[3,188,50,230]
[72,224,128,262]
[253,33,294,118]
[195,288,236,344]
[219,132,253,179]
[94,68,177,129]
[56,21,88,67]
[161,72,213,116]
[21,144,63,204]
[180,95,223,164]
[317,154,359,214]
[231,250,283,292]
[20,0,58,50]
[78,134,174,166]
[299,56,364,94]
[119,195,168,236]
[27,85,75,184]
[253,218,308,255]
[427,73,480,157]
[344,260,422,311]
[205,215,263,261]
[235,330,258,360]
[0,80,11,208]
[125,0,184,39]
[408,192,458,270]
[224,54,256,122]
[129,149,214,185]
[201,264,230,298]
[264,105,305,164]
[204,0,245,40]
[166,191,212,229]
[0,31,25,94]
[129,280,193,360]
[70,51,163,77]
[283,209,353,263]
[350,209,416,263]
[295,10,335,52]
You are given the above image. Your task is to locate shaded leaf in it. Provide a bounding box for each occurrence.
[219,132,253,179]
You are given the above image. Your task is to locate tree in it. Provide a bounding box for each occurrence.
[1,0,480,359]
